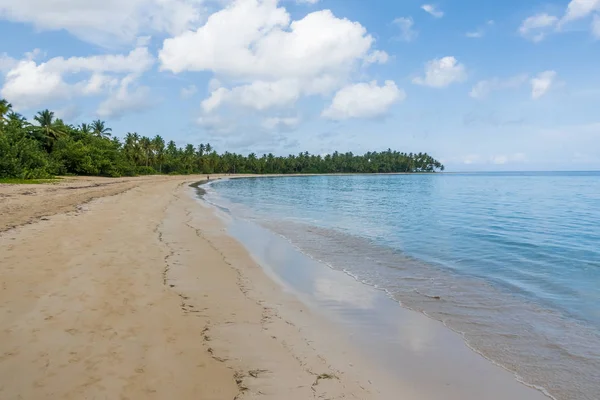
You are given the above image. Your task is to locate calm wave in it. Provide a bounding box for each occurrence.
[206,173,600,400]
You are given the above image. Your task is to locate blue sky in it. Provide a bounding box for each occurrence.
[0,0,599,171]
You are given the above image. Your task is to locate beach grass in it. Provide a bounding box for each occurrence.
[0,178,60,185]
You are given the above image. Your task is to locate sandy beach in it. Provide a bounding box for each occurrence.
[0,175,557,400]
[0,175,389,399]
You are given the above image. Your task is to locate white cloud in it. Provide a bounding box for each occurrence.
[160,0,388,120]
[97,75,153,118]
[180,84,198,99]
[561,0,600,24]
[261,116,300,131]
[208,78,222,92]
[136,36,152,47]
[412,56,467,88]
[518,13,558,42]
[2,61,72,109]
[81,74,119,95]
[593,14,600,38]
[201,79,302,113]
[0,0,204,46]
[530,70,557,99]
[466,30,483,38]
[159,2,376,80]
[521,1,600,40]
[393,17,418,42]
[469,74,528,99]
[321,80,404,120]
[364,50,389,65]
[1,47,154,110]
[0,53,17,72]
[421,4,443,18]
[296,0,320,4]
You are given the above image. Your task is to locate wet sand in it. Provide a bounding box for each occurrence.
[0,174,551,399]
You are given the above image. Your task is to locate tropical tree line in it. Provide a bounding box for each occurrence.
[0,100,444,179]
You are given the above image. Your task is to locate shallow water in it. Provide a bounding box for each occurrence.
[205,173,600,400]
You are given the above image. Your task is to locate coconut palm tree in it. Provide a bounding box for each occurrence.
[7,112,26,124]
[79,123,92,135]
[91,119,112,138]
[152,135,165,173]
[0,99,12,123]
[140,136,152,168]
[34,109,65,147]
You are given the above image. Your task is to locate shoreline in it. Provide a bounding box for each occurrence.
[199,177,554,400]
[0,174,555,399]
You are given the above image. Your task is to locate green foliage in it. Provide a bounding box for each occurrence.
[0,98,444,180]
[0,178,58,184]
[0,120,56,179]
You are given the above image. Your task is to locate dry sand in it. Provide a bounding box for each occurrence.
[0,175,389,399]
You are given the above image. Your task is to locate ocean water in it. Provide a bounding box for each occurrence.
[204,173,600,400]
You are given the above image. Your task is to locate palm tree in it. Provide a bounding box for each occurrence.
[80,123,92,135]
[34,109,65,146]
[7,112,26,124]
[140,136,152,168]
[124,132,144,166]
[0,99,12,123]
[91,120,112,138]
[2,111,28,132]
[152,135,165,173]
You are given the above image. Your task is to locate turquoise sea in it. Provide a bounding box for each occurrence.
[205,172,600,400]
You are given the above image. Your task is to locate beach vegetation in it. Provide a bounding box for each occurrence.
[0,99,444,180]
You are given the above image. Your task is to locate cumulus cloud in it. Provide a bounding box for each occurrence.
[364,50,390,65]
[159,0,390,125]
[97,76,153,118]
[159,1,376,79]
[561,0,600,24]
[1,47,154,111]
[412,56,467,88]
[0,0,204,46]
[520,1,600,40]
[201,79,302,113]
[530,70,557,99]
[421,4,443,18]
[518,13,558,42]
[393,17,418,42]
[321,80,404,120]
[469,74,528,99]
